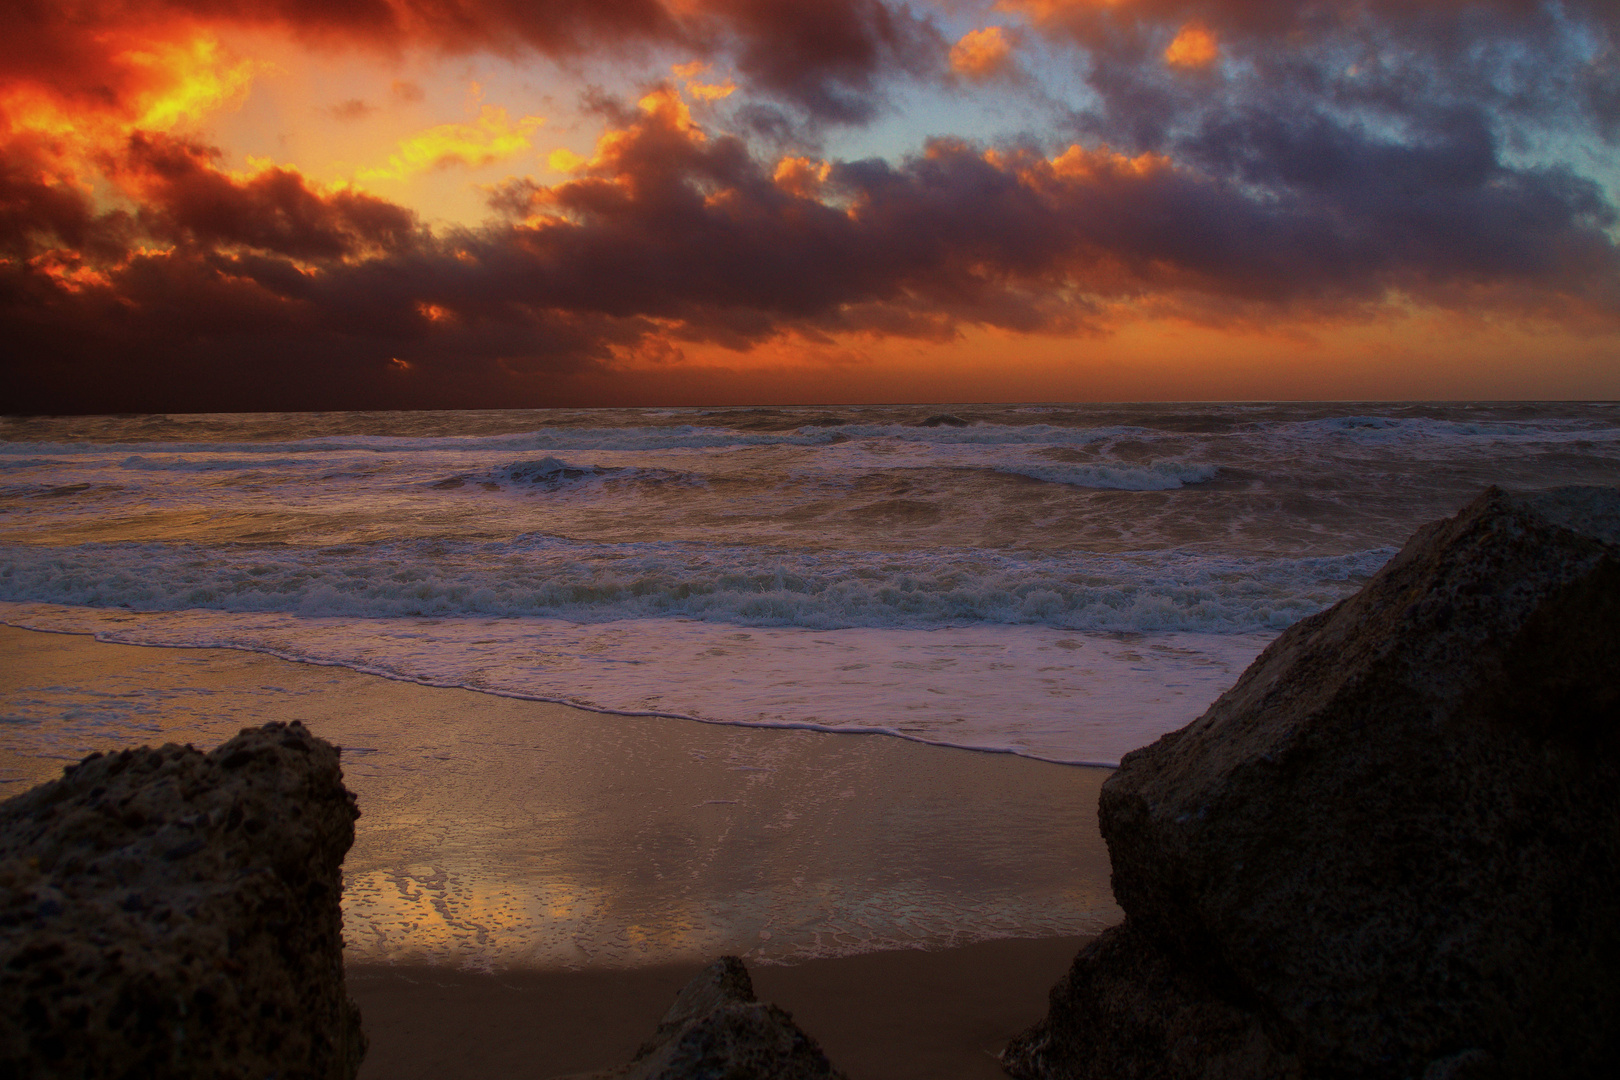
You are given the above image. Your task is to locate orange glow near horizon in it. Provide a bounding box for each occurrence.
[571,303,1620,408]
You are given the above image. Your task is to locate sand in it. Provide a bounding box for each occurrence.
[350,935,1090,1080]
[1,623,1116,1076]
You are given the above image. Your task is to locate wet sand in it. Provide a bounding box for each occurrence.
[1,624,1116,1074]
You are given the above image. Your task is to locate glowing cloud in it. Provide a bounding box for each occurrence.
[688,80,738,101]
[671,60,737,102]
[361,106,545,181]
[124,36,263,130]
[1040,143,1171,182]
[950,27,1016,80]
[772,156,832,198]
[1,31,261,165]
[1164,22,1219,69]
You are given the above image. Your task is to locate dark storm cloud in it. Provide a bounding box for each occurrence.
[7,82,1617,412]
[119,133,422,259]
[1022,0,1619,153]
[705,0,943,122]
[2,0,939,124]
[0,140,121,260]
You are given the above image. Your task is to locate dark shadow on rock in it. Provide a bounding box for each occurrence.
[0,721,364,1078]
[1006,486,1620,1080]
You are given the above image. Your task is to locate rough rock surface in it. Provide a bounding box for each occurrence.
[1006,486,1620,1080]
[574,956,847,1080]
[0,721,364,1079]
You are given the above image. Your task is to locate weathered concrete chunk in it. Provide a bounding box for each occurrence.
[1007,486,1620,1079]
[0,721,364,1079]
[574,956,848,1080]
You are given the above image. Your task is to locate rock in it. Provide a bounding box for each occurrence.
[1003,921,1301,1080]
[919,413,970,427]
[1006,486,1620,1080]
[572,956,847,1080]
[0,721,365,1079]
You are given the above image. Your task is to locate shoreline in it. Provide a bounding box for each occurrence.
[0,601,1270,768]
[0,608,1127,770]
[2,624,1119,968]
[348,933,1092,1080]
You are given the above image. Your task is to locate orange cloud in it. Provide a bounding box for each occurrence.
[687,80,737,101]
[950,27,1016,81]
[772,156,831,198]
[0,26,273,273]
[1039,143,1171,182]
[125,35,264,129]
[360,105,545,181]
[547,85,701,179]
[1164,22,1218,69]
[671,61,737,101]
[25,251,115,294]
[1,30,260,155]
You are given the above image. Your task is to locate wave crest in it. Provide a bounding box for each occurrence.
[0,538,1390,635]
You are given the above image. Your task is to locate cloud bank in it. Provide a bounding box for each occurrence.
[3,1,1617,410]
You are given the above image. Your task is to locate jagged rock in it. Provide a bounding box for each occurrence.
[0,721,365,1079]
[571,956,847,1080]
[1006,486,1620,1080]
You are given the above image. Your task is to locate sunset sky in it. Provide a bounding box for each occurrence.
[4,1,1618,412]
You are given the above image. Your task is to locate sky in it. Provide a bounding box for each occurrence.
[3,1,1618,412]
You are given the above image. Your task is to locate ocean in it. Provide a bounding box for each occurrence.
[3,401,1618,967]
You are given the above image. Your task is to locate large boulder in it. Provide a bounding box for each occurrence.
[1006,486,1620,1080]
[0,721,365,1079]
[572,956,848,1080]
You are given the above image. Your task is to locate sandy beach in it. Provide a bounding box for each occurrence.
[1,624,1116,1077]
[350,935,1090,1079]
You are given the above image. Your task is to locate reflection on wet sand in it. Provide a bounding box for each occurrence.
[0,626,1120,971]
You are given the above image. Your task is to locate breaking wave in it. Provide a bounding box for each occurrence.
[0,537,1390,634]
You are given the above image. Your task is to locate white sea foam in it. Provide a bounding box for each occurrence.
[0,601,1275,766]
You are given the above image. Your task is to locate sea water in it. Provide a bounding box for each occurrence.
[3,402,1618,968]
[3,401,1618,766]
